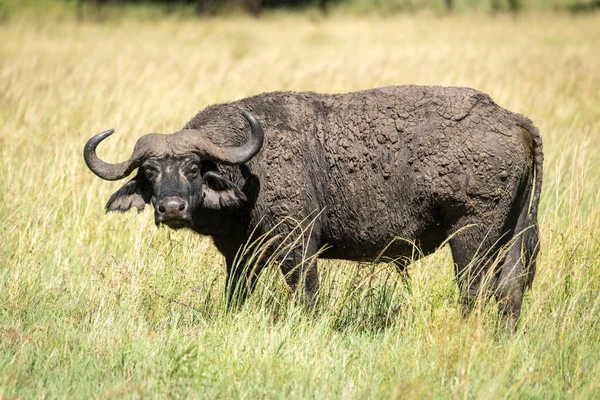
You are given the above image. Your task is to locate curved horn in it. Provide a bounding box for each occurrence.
[225,110,265,164]
[175,110,265,165]
[83,129,158,181]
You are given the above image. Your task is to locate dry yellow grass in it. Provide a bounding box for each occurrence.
[1,8,600,398]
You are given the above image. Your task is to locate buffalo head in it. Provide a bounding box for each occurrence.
[83,110,264,230]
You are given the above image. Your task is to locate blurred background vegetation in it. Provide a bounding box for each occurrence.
[1,0,599,20]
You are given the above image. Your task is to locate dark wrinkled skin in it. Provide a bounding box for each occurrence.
[96,85,543,329]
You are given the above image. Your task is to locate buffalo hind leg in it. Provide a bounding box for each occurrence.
[449,225,501,318]
[495,210,540,330]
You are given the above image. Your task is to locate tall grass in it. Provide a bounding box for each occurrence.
[1,9,600,398]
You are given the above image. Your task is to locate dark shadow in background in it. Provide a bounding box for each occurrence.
[76,0,333,18]
[567,0,600,12]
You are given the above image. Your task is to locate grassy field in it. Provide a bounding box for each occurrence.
[1,7,600,398]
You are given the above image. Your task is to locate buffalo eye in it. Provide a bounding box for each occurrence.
[185,164,199,179]
[144,167,158,181]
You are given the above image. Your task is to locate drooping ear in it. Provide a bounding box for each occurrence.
[105,170,151,213]
[202,171,247,209]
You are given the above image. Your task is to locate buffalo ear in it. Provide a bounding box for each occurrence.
[202,171,247,209]
[105,171,151,213]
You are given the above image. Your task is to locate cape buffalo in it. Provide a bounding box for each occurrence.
[84,85,543,328]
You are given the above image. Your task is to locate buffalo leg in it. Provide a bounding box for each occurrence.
[215,232,264,310]
[224,252,264,309]
[279,238,320,309]
[494,238,528,330]
[449,225,501,317]
[495,208,540,330]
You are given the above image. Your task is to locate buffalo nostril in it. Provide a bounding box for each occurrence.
[158,197,187,216]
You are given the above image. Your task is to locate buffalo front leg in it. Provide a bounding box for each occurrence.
[214,234,264,310]
[279,238,320,309]
[224,252,264,310]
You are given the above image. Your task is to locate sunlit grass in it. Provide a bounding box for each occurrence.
[1,8,599,398]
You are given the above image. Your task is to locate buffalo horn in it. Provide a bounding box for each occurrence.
[175,110,265,165]
[83,129,160,181]
[83,110,264,180]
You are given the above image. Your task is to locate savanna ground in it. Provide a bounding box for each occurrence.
[1,3,600,398]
